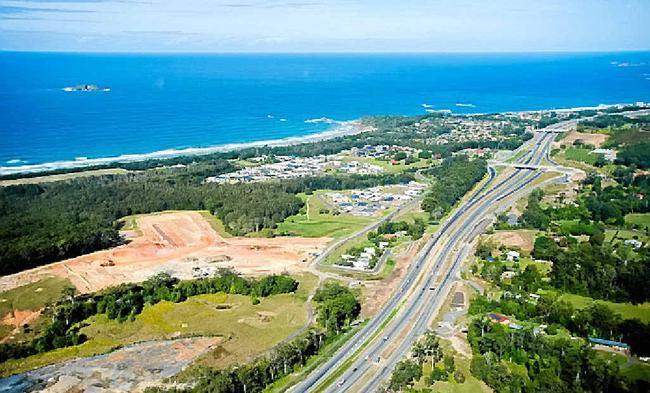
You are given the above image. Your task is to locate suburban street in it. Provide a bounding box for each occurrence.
[292,122,573,393]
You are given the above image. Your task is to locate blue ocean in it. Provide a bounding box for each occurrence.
[1,52,649,170]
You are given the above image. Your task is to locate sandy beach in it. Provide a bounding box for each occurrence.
[0,120,372,176]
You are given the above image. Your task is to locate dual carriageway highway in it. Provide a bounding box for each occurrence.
[292,121,575,393]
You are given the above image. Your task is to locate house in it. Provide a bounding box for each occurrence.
[378,241,390,249]
[353,257,370,270]
[506,250,520,262]
[363,247,377,256]
[590,148,617,162]
[488,312,510,325]
[624,239,642,249]
[501,271,516,280]
[506,213,519,226]
[588,337,630,352]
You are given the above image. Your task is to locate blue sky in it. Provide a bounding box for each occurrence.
[0,0,649,52]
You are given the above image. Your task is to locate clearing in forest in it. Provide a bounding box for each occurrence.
[0,211,329,293]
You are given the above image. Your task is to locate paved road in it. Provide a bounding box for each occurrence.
[291,122,570,393]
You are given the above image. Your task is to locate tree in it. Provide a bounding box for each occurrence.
[389,360,422,391]
[532,236,559,261]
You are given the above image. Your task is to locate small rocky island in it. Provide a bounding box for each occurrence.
[63,84,110,92]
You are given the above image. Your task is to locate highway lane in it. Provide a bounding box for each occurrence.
[293,122,563,393]
[290,164,499,393]
[344,130,557,392]
[337,163,547,393]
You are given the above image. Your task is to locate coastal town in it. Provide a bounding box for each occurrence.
[205,144,421,184]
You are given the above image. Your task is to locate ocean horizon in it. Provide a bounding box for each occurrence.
[1,51,649,173]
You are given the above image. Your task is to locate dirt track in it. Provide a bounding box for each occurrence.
[0,211,329,293]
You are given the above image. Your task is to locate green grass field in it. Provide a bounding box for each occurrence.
[0,273,317,377]
[562,147,604,165]
[621,363,650,382]
[517,257,552,276]
[414,339,491,393]
[605,229,648,243]
[558,293,650,323]
[625,213,650,230]
[0,277,74,318]
[340,155,431,174]
[198,210,233,238]
[506,148,530,163]
[553,219,595,235]
[275,192,374,238]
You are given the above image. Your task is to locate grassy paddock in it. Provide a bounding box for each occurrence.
[563,147,604,165]
[0,274,317,377]
[197,210,233,238]
[275,192,374,238]
[0,277,73,318]
[605,229,648,243]
[559,293,650,323]
[625,213,650,230]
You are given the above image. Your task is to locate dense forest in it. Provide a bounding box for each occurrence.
[0,270,298,363]
[0,161,413,275]
[421,155,487,219]
[145,282,361,393]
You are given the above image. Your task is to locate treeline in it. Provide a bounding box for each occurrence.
[0,270,298,363]
[578,114,650,131]
[421,155,487,219]
[617,141,650,169]
[468,317,649,393]
[375,218,426,240]
[0,166,412,275]
[145,282,360,393]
